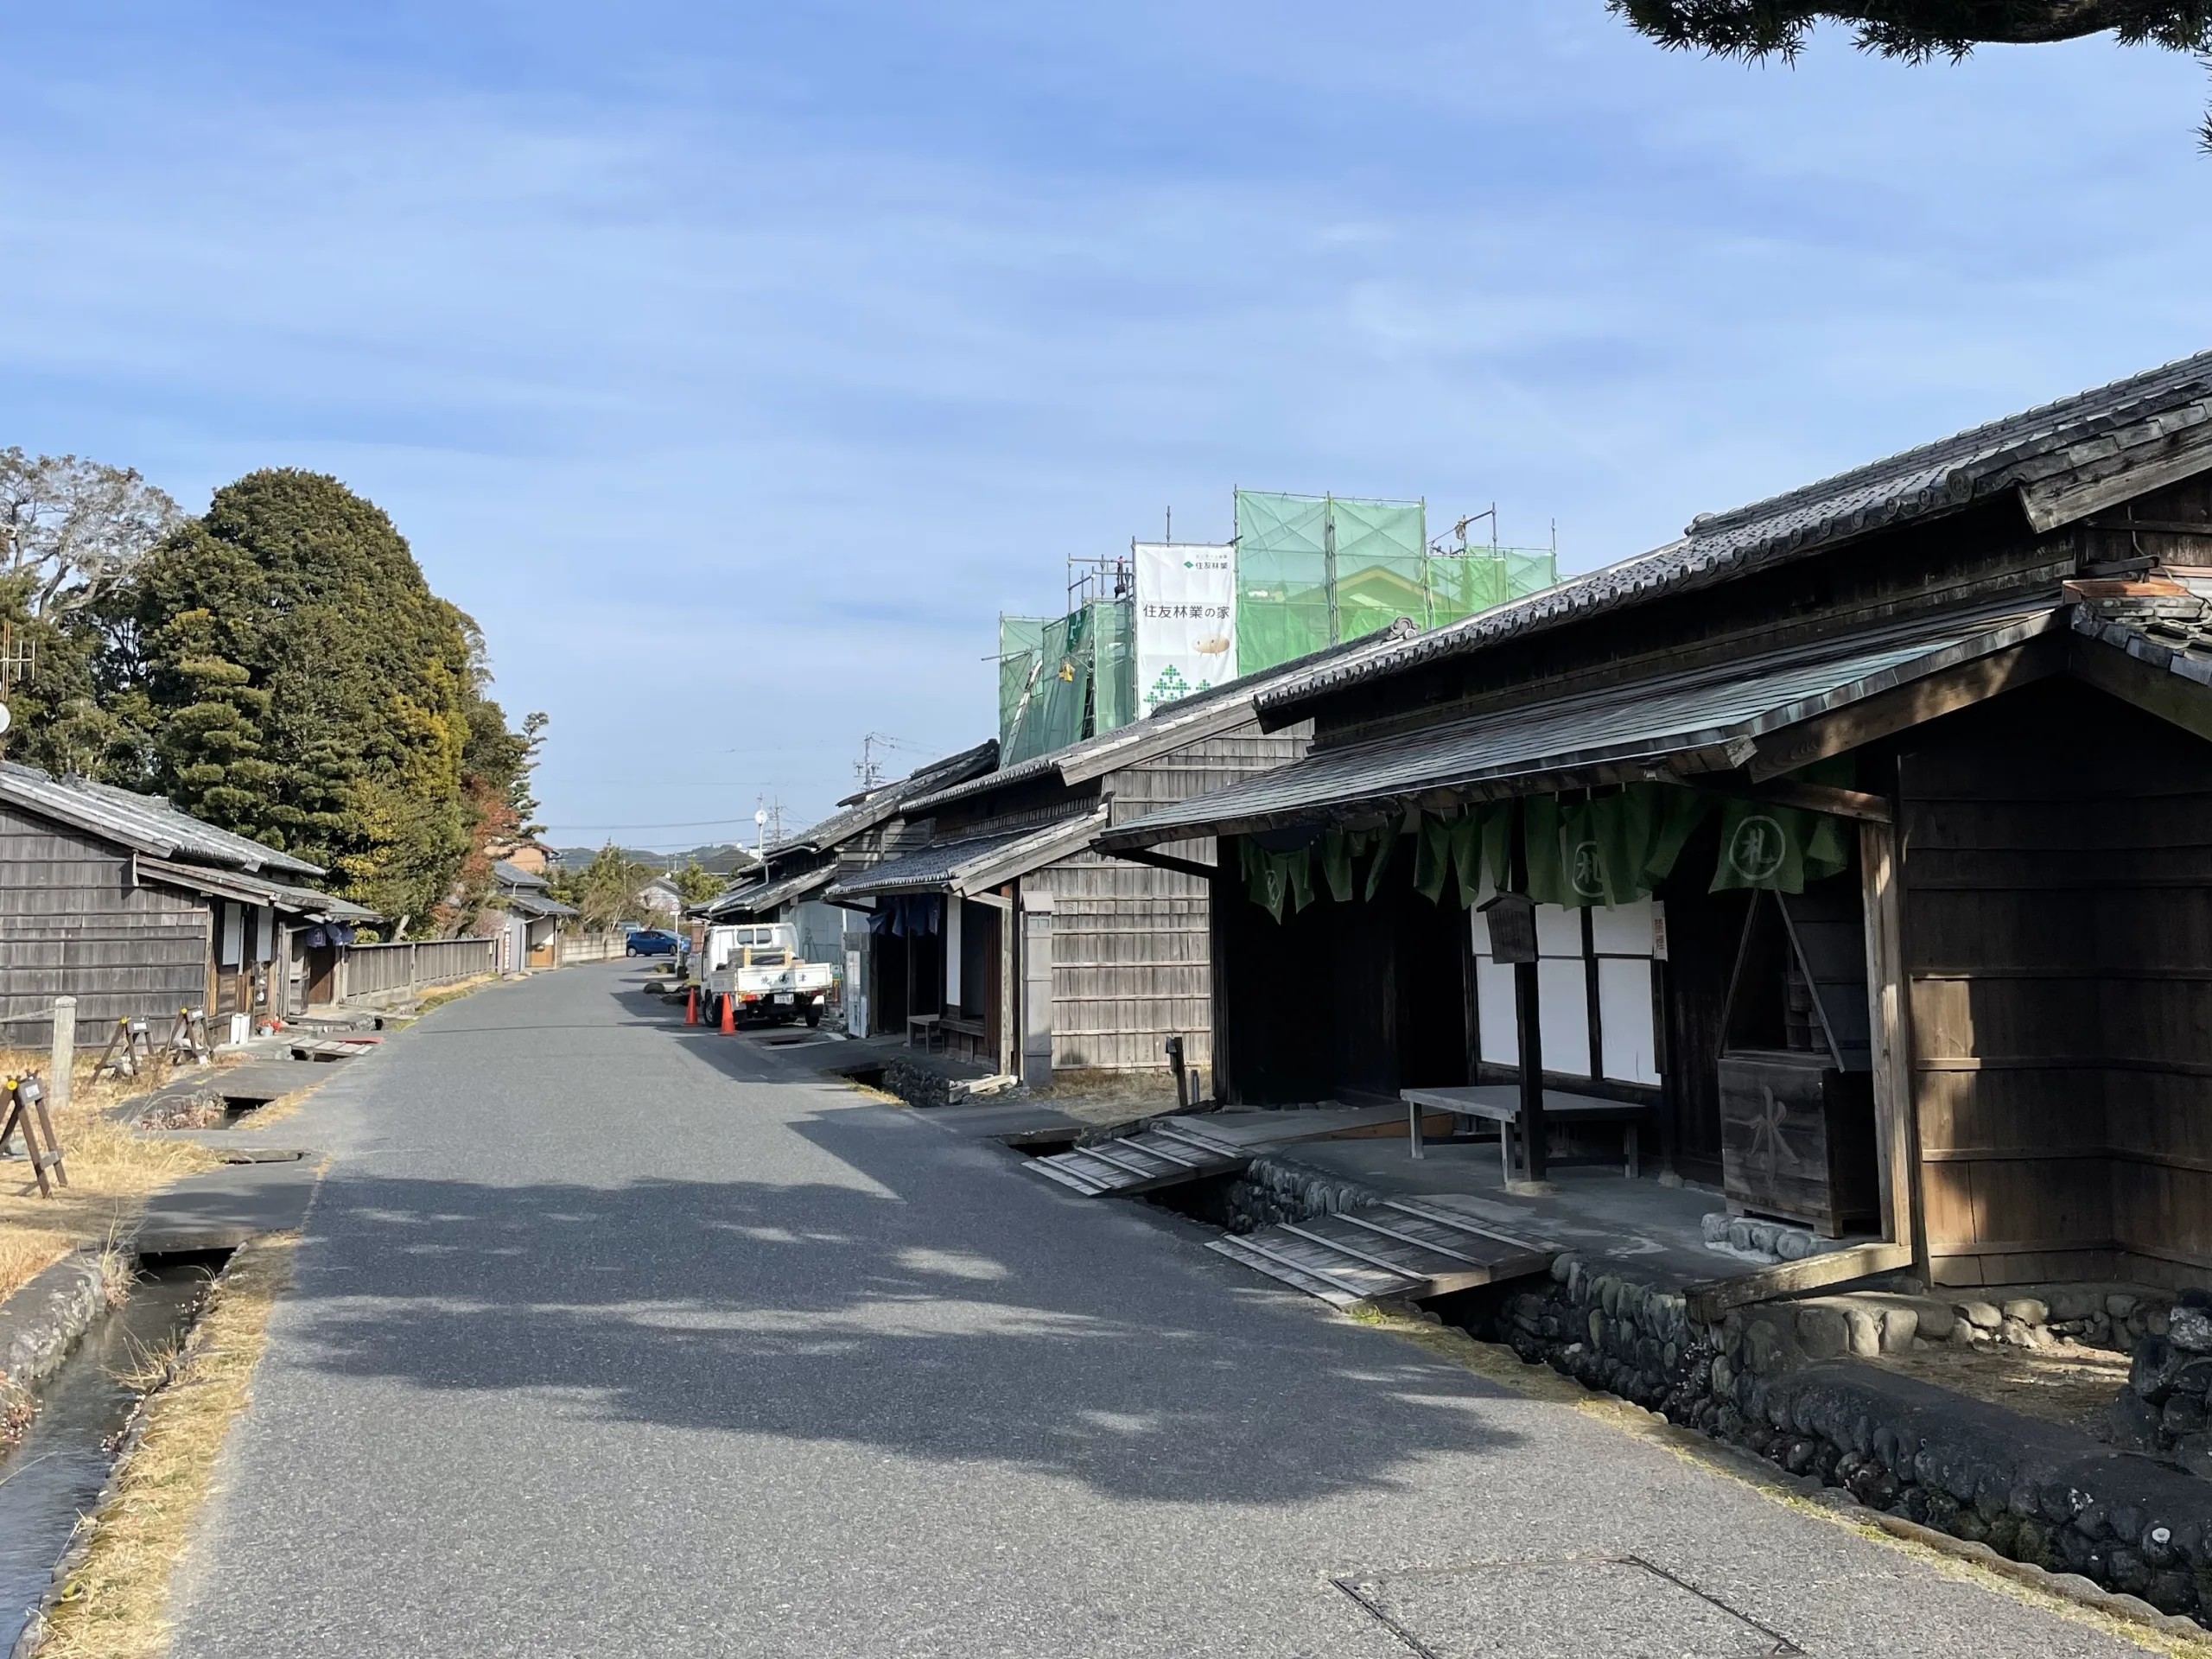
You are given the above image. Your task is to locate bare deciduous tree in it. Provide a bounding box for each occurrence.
[0,448,181,620]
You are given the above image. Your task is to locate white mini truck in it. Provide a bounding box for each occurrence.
[697,922,833,1027]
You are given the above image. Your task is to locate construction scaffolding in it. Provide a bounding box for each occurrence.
[996,493,1559,766]
[1232,490,1554,673]
[996,600,1135,768]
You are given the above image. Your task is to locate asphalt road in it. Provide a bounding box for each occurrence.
[170,963,2154,1657]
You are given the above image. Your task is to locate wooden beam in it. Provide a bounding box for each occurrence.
[1105,846,1217,882]
[1683,1241,1915,1324]
[1675,777,1891,823]
[2020,447,2212,533]
[1754,779,1891,822]
[1748,633,2066,779]
[1859,817,1923,1276]
[2067,632,2212,746]
[2082,518,2212,537]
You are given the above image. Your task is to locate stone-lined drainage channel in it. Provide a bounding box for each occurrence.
[0,1253,226,1650]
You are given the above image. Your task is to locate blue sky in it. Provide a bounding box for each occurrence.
[3,5,2208,846]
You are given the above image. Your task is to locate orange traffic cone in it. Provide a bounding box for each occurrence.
[719,995,735,1035]
[685,987,698,1026]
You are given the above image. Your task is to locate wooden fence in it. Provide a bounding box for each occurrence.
[340,937,498,1001]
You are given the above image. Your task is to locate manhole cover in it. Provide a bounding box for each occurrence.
[1334,1557,1800,1658]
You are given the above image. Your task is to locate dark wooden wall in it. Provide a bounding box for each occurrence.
[0,803,211,1046]
[1900,677,2212,1290]
[1212,836,1469,1106]
[1655,826,1750,1187]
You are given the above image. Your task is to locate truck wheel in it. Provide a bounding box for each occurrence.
[804,1007,822,1028]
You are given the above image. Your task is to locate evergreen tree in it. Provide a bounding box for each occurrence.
[672,858,724,906]
[116,469,531,929]
[1612,1,2212,58]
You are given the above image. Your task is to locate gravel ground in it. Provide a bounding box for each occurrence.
[168,962,2161,1657]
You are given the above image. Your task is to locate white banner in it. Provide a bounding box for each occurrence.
[1134,542,1236,714]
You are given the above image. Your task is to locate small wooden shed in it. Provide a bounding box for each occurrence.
[0,761,372,1043]
[1103,350,2212,1295]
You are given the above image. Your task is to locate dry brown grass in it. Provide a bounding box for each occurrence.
[31,1235,295,1659]
[1,1047,221,1291]
[1028,1065,1177,1103]
[0,1224,73,1303]
[1,1044,241,1119]
[1869,1338,2133,1438]
[224,1083,321,1132]
[411,974,493,1013]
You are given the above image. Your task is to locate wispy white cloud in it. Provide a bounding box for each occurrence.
[0,5,2207,840]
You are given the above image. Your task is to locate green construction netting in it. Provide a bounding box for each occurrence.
[998,600,1136,766]
[997,614,1046,751]
[1233,490,1555,676]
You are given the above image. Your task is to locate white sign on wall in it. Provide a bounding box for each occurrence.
[1134,541,1236,714]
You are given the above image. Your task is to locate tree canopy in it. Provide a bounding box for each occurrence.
[2,463,543,934]
[671,859,725,906]
[1612,3,2212,140]
[0,448,179,621]
[550,844,658,932]
[1611,2,2212,59]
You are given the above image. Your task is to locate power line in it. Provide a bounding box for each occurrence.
[541,816,760,831]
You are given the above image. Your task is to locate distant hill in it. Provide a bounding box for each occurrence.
[550,842,759,874]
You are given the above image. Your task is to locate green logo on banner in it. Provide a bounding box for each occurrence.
[1726,815,1788,882]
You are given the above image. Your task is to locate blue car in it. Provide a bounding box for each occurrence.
[625,929,679,957]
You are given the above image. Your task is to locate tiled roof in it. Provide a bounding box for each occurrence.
[505,890,578,919]
[825,810,1108,900]
[1103,604,2062,848]
[702,863,835,919]
[0,761,324,878]
[1261,350,2212,717]
[779,740,999,853]
[134,855,379,921]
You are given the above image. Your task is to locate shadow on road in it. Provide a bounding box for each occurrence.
[280,959,1530,1505]
[288,1173,1529,1506]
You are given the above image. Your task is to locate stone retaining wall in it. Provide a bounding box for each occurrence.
[1482,1258,2212,1624]
[880,1055,997,1109]
[2111,1295,2212,1471]
[1187,1156,2211,1624]
[0,1252,116,1455]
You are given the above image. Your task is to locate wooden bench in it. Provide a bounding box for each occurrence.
[940,1013,988,1065]
[906,1014,942,1052]
[1400,1084,1649,1183]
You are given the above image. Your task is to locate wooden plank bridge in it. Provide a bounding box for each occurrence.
[1210,1197,1554,1306]
[1025,1104,1403,1198]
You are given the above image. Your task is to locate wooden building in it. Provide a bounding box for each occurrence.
[490,859,576,970]
[1102,351,2212,1294]
[0,760,373,1044]
[700,741,998,1037]
[825,637,1414,1080]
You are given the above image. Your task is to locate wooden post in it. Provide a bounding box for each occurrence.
[1859,817,1922,1272]
[48,998,74,1113]
[1001,887,1019,1076]
[1511,801,1548,1186]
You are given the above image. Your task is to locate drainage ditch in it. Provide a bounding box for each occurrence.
[0,1252,229,1650]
